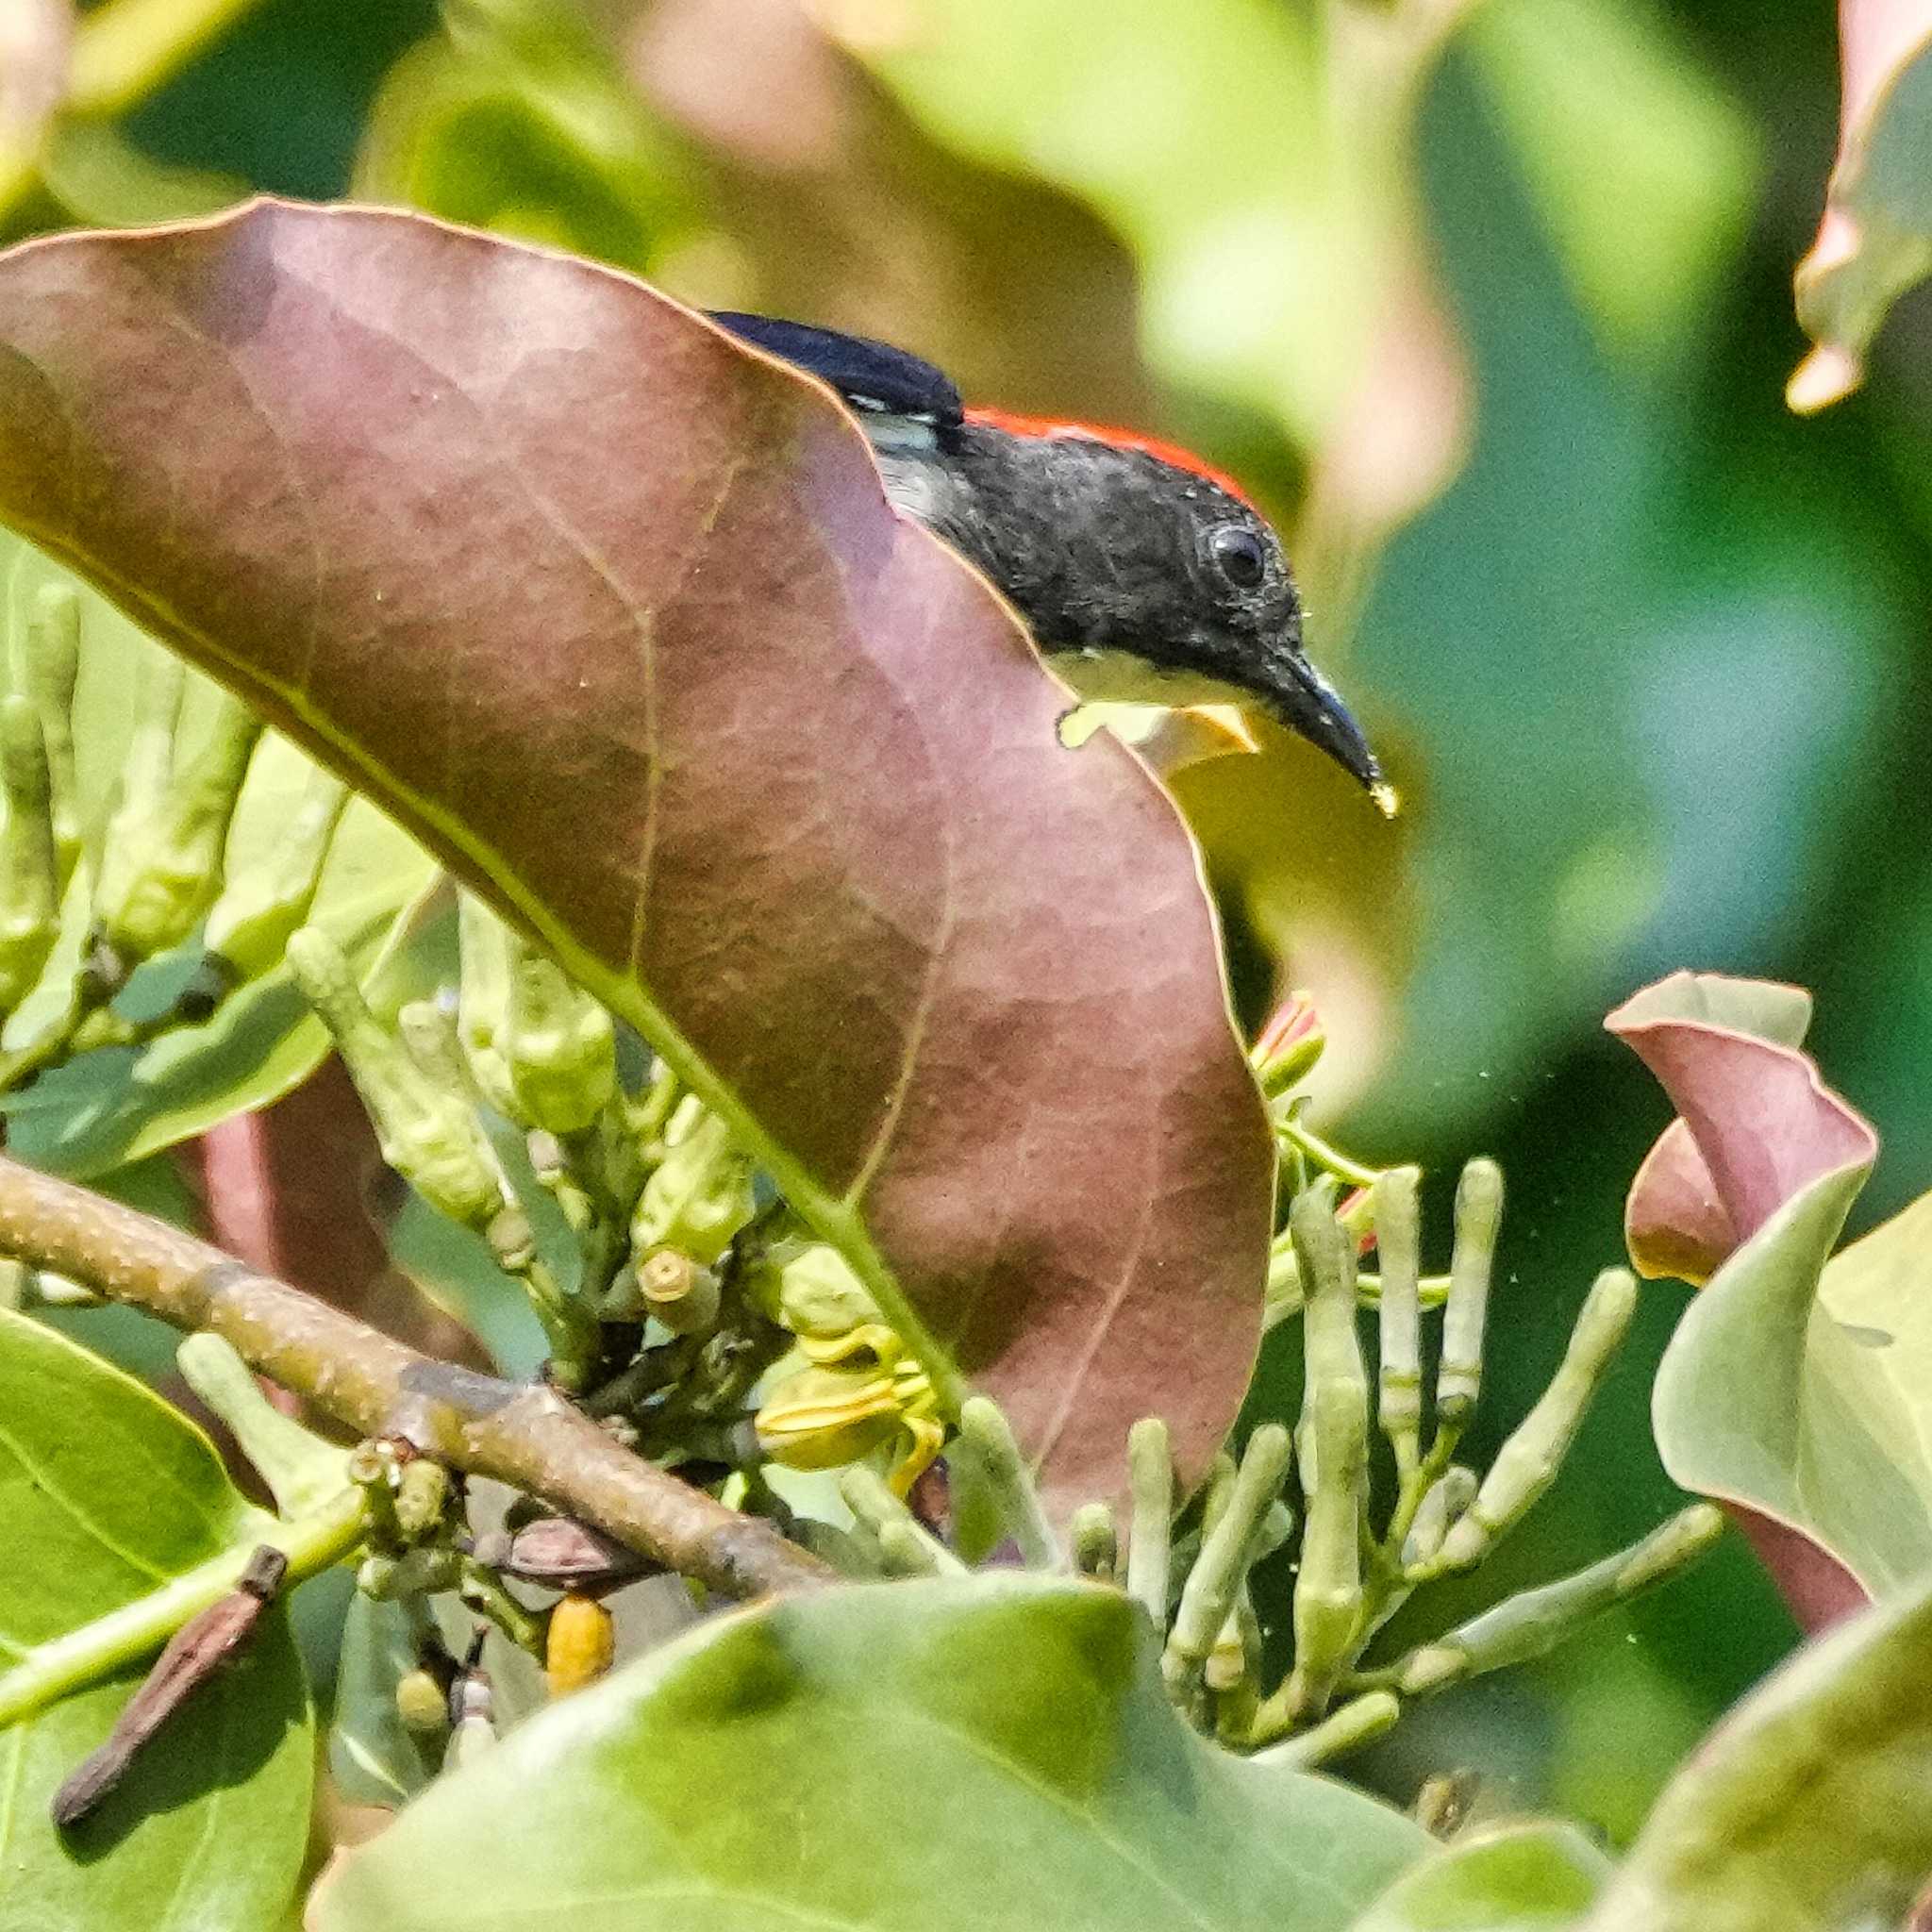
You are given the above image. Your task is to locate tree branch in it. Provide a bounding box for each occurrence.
[0,1153,832,1599]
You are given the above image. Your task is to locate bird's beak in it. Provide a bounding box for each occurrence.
[1271,654,1397,817]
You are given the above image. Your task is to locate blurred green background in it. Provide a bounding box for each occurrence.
[12,0,1931,1840]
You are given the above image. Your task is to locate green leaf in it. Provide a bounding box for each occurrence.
[1466,0,1759,366]
[0,541,440,1175]
[1350,1823,1609,1932]
[1583,1573,1932,1931]
[0,200,1274,1511]
[0,1310,312,1932]
[1654,1171,1932,1597]
[312,1574,1425,1931]
[325,1594,442,1810]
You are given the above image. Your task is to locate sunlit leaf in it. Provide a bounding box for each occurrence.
[0,200,1272,1508]
[312,1574,1426,1932]
[0,1310,311,1932]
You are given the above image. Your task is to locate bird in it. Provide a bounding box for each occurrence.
[707,311,1392,813]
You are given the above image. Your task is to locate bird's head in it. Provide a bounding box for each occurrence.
[878,410,1391,808]
[703,308,1390,808]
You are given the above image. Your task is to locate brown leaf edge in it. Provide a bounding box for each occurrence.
[0,199,1274,1512]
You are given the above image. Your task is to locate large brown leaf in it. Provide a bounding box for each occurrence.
[0,199,1272,1508]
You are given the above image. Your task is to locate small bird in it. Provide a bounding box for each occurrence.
[708,310,1391,811]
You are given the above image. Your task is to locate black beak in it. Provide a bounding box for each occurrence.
[1270,654,1396,815]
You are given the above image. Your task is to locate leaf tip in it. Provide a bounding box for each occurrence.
[1787,341,1864,414]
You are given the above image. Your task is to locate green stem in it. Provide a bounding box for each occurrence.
[1125,1416,1174,1633]
[0,1485,366,1728]
[1274,1117,1383,1191]
[1248,1690,1400,1768]
[958,1396,1058,1569]
[176,1331,347,1517]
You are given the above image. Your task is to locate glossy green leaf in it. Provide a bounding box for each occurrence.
[0,201,1273,1511]
[1583,1573,1932,1931]
[1350,1823,1609,1932]
[0,540,440,1175]
[313,1574,1425,1932]
[0,1309,312,1932]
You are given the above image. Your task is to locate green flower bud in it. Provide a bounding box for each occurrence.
[1291,1188,1368,1716]
[636,1246,721,1335]
[1125,1417,1174,1633]
[1374,1165,1424,1474]
[742,1239,881,1339]
[288,928,504,1228]
[22,584,82,892]
[630,1107,754,1265]
[394,1457,451,1541]
[502,931,616,1134]
[202,766,349,982]
[94,671,264,964]
[1432,1269,1637,1574]
[1250,990,1325,1096]
[456,891,518,1115]
[1437,1158,1504,1427]
[1071,1502,1118,1581]
[394,1668,450,1735]
[0,694,61,1014]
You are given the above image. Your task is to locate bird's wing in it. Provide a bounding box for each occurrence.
[707,311,964,425]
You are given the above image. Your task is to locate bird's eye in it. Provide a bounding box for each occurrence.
[1210,525,1268,590]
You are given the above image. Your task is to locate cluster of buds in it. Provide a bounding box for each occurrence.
[0,584,353,1092]
[284,850,1723,1771]
[1141,1169,1720,1754]
[764,1165,1721,1764]
[299,884,957,1511]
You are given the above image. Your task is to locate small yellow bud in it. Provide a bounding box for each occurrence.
[545,1591,615,1697]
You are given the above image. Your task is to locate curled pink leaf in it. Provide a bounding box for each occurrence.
[1623,1119,1736,1289]
[1606,970,1874,1271]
